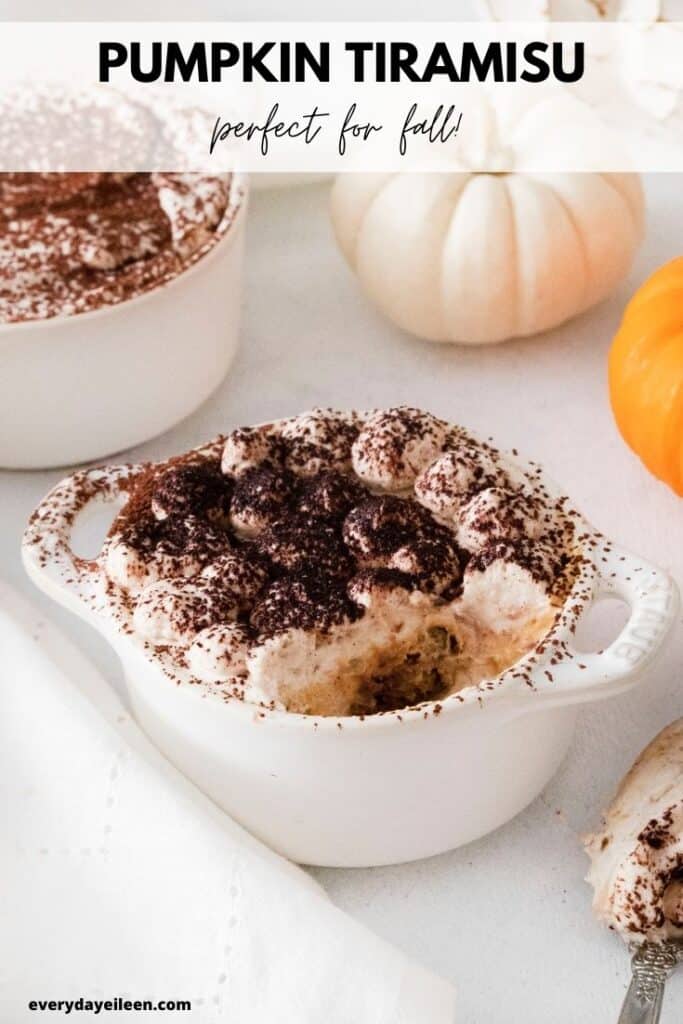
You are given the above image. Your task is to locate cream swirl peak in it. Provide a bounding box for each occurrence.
[585,719,683,945]
[0,172,233,323]
[100,407,579,716]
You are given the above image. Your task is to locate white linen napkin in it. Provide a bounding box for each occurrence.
[0,583,456,1024]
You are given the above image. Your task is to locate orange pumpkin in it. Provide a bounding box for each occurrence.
[609,257,683,495]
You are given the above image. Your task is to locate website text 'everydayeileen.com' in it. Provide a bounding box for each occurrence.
[27,998,192,1015]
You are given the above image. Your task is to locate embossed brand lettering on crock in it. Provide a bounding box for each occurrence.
[612,580,674,664]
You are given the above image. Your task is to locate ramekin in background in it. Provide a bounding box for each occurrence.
[0,173,248,470]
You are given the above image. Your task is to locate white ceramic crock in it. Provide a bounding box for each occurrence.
[0,174,248,470]
[23,461,678,868]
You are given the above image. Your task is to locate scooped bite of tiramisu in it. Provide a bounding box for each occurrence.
[101,407,579,716]
[585,719,683,945]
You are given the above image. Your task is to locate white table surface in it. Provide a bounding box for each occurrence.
[3,175,683,1023]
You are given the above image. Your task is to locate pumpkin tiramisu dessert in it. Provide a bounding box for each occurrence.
[90,407,578,716]
[0,171,236,323]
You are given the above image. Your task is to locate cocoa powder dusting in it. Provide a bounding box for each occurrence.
[0,171,236,323]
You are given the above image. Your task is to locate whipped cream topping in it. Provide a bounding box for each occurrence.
[457,487,546,553]
[100,407,578,716]
[0,172,235,323]
[133,548,268,648]
[458,545,557,632]
[229,466,294,539]
[352,408,450,491]
[585,719,683,944]
[150,460,232,524]
[221,426,282,479]
[281,408,363,476]
[188,622,251,684]
[342,495,462,596]
[133,577,229,646]
[105,510,231,597]
[415,447,504,519]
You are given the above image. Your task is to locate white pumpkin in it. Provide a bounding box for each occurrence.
[479,0,683,122]
[478,0,675,22]
[331,170,644,344]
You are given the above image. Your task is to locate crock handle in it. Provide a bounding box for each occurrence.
[530,542,678,706]
[21,464,145,622]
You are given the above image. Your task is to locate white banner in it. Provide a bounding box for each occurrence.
[1,21,682,171]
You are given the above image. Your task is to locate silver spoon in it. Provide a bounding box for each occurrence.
[618,941,683,1024]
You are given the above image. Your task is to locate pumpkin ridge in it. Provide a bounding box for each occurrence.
[502,176,520,340]
[661,378,683,494]
[639,331,683,485]
[537,177,590,313]
[437,176,475,340]
[624,288,683,332]
[615,316,683,383]
[608,327,652,449]
[600,174,644,239]
[506,177,534,336]
[610,330,665,451]
[508,175,587,336]
[623,260,683,316]
[348,174,396,266]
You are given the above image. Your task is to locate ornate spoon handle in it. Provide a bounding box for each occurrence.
[617,942,683,1024]
[618,975,663,1024]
